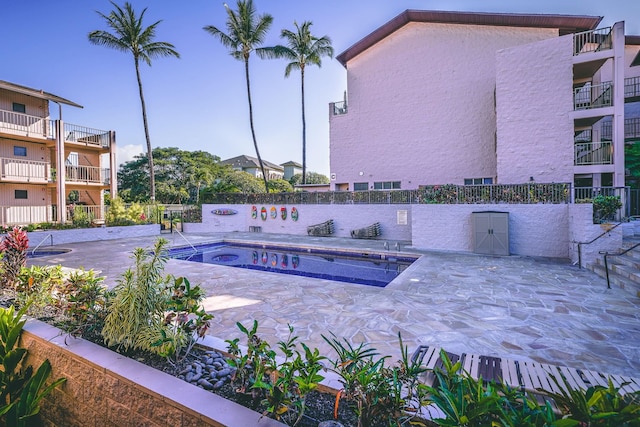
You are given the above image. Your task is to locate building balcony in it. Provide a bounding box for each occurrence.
[0,108,111,149]
[330,101,348,116]
[574,82,613,110]
[64,165,110,185]
[0,205,55,225]
[0,157,50,183]
[0,109,53,140]
[574,141,612,166]
[601,117,640,141]
[625,76,640,102]
[573,27,612,56]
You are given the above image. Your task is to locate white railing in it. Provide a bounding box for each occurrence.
[65,165,110,185]
[574,142,612,165]
[0,205,54,225]
[0,157,50,182]
[68,204,104,221]
[0,109,50,138]
[64,123,110,148]
[573,27,612,55]
[574,82,613,110]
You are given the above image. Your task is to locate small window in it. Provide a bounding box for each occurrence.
[464,178,493,185]
[13,146,27,157]
[14,190,28,199]
[373,181,401,190]
[12,103,26,114]
[353,182,368,191]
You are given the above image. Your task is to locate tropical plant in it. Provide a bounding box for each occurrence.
[266,21,333,185]
[593,194,622,222]
[0,227,29,288]
[89,1,180,201]
[204,0,273,192]
[201,169,266,196]
[267,178,294,193]
[55,269,111,338]
[101,238,171,352]
[152,276,213,366]
[0,305,66,427]
[71,205,93,228]
[289,172,329,186]
[14,265,65,317]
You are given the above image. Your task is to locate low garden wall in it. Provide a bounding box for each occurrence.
[20,319,284,427]
[27,224,161,247]
[185,203,621,263]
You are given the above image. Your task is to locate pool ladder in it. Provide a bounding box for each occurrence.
[383,241,401,251]
[173,228,197,254]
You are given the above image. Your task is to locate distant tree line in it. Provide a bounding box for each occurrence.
[117,147,329,204]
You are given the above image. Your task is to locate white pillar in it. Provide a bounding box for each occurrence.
[56,120,67,223]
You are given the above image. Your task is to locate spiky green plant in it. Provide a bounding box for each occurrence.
[101,238,171,352]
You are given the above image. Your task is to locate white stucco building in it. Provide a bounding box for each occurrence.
[329,10,640,198]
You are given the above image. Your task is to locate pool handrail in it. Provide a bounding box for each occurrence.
[31,233,53,256]
[173,228,197,254]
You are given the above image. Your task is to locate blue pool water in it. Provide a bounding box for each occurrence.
[169,243,417,287]
[28,249,70,258]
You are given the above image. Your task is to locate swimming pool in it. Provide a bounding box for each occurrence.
[28,249,70,258]
[169,242,417,287]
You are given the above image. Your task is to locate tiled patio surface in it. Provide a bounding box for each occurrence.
[29,232,640,378]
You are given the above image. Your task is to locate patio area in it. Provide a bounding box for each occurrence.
[29,231,640,378]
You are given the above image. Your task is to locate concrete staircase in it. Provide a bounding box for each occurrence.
[588,237,640,298]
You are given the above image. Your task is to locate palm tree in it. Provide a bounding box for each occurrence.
[88,1,179,202]
[203,0,272,192]
[266,21,333,184]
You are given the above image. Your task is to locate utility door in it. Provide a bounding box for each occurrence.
[472,211,509,256]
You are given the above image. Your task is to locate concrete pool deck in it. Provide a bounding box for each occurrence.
[29,231,640,379]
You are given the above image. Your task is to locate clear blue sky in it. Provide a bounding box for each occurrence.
[2,1,639,175]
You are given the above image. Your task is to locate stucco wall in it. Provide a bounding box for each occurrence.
[411,204,571,258]
[20,320,283,427]
[330,22,558,190]
[27,224,160,247]
[186,204,413,241]
[496,35,574,184]
[568,203,622,267]
[189,203,579,259]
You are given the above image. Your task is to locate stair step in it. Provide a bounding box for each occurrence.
[606,253,640,270]
[588,264,640,297]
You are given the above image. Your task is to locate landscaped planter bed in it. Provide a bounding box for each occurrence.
[20,319,284,427]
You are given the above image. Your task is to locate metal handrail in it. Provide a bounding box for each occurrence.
[31,233,53,255]
[600,241,640,289]
[575,222,623,268]
[172,227,197,254]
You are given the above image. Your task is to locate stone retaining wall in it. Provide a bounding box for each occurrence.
[20,319,283,427]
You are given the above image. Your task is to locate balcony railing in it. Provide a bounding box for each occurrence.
[0,109,52,138]
[0,157,50,182]
[574,82,613,110]
[331,101,348,115]
[64,123,110,148]
[574,142,612,165]
[625,76,640,99]
[0,205,55,225]
[68,204,104,221]
[601,118,640,141]
[64,165,110,185]
[573,27,612,55]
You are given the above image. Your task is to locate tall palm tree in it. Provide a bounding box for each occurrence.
[266,21,333,184]
[203,0,272,192]
[88,1,179,201]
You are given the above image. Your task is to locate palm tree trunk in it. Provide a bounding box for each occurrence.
[135,58,156,201]
[301,66,307,185]
[244,58,269,192]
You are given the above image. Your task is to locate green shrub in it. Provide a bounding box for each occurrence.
[14,265,64,317]
[593,195,622,222]
[0,305,66,427]
[71,206,93,228]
